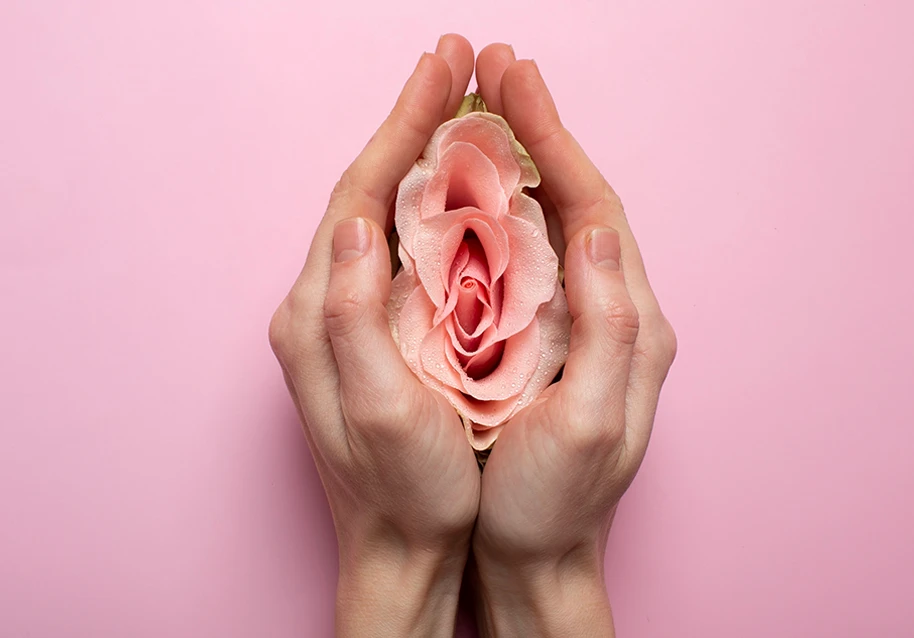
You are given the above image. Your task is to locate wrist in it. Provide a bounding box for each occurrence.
[336,534,469,638]
[471,546,614,638]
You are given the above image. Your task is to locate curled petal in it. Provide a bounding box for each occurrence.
[387,247,418,345]
[395,161,435,258]
[495,213,560,340]
[420,319,540,404]
[465,281,572,448]
[411,208,509,312]
[422,142,508,220]
[438,113,540,192]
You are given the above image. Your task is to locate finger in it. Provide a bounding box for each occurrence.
[334,52,453,229]
[300,52,451,285]
[556,225,638,449]
[534,188,566,267]
[620,312,678,463]
[501,60,620,242]
[278,51,453,394]
[475,43,515,115]
[436,34,476,120]
[322,217,422,430]
[500,59,663,318]
[501,59,676,467]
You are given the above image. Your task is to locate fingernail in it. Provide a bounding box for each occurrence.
[587,227,621,270]
[334,218,370,263]
[435,35,445,53]
[507,44,516,59]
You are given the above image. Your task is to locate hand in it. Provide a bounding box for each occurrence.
[469,45,678,637]
[269,35,480,637]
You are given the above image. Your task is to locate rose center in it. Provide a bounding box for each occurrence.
[455,277,483,334]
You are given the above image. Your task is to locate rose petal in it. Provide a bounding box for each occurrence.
[394,160,435,258]
[459,233,490,286]
[447,228,491,301]
[438,113,540,194]
[417,322,464,390]
[421,318,540,403]
[437,116,522,196]
[394,112,540,258]
[446,279,503,357]
[453,280,493,341]
[455,279,484,333]
[465,281,571,448]
[508,190,549,237]
[422,142,507,220]
[448,243,470,290]
[459,340,504,379]
[394,289,519,431]
[412,208,509,313]
[387,247,419,345]
[450,393,519,434]
[493,213,559,340]
[466,422,504,450]
[446,314,495,357]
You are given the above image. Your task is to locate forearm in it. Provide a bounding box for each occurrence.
[336,543,468,637]
[471,556,615,638]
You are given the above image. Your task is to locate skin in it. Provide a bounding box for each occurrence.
[269,34,676,637]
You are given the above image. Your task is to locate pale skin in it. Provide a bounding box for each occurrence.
[269,34,677,638]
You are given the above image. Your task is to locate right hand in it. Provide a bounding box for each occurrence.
[469,44,678,637]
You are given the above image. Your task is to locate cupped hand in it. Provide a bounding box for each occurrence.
[470,45,678,636]
[268,35,481,637]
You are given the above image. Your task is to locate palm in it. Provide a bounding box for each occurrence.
[392,384,481,531]
[476,385,613,555]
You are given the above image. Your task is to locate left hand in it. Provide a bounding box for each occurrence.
[269,35,480,637]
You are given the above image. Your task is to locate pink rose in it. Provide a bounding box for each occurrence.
[388,108,571,450]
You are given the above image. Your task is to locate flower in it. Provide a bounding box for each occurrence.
[388,98,571,450]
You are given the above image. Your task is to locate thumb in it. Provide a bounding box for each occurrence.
[323,217,417,425]
[558,225,640,445]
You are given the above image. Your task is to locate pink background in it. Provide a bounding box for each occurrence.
[2,1,913,636]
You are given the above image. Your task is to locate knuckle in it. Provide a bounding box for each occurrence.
[323,286,366,338]
[657,317,678,366]
[573,183,624,220]
[270,288,325,363]
[565,411,624,453]
[636,315,678,379]
[345,384,417,444]
[329,169,354,206]
[603,183,625,217]
[603,297,640,346]
[268,299,293,357]
[329,166,389,211]
[553,396,624,453]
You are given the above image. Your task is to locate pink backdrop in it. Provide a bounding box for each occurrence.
[2,1,913,636]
